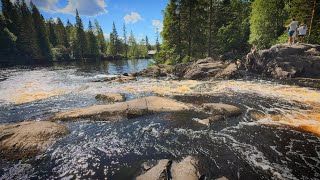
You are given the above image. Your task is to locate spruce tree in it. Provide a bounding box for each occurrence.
[87,20,99,57]
[74,9,87,59]
[16,0,42,59]
[56,18,69,48]
[48,19,58,47]
[31,2,52,60]
[109,22,119,56]
[145,36,151,51]
[95,19,107,54]
[123,23,128,58]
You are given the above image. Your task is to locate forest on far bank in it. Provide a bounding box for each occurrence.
[0,0,161,64]
[155,0,320,64]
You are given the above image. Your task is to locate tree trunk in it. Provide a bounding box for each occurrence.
[208,0,213,57]
[308,0,317,42]
[188,0,192,61]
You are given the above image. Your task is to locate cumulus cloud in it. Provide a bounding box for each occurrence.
[124,12,143,24]
[152,20,163,32]
[19,0,108,16]
[58,0,108,16]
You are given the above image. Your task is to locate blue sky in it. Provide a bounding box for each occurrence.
[7,0,167,44]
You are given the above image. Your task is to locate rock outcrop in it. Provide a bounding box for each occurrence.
[95,93,125,102]
[53,96,191,121]
[0,121,69,160]
[138,64,175,77]
[137,156,202,180]
[202,103,242,117]
[244,43,320,79]
[182,57,240,80]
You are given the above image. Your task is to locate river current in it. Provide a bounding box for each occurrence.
[0,59,319,179]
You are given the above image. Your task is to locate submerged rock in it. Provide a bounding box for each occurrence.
[202,103,242,117]
[244,43,320,79]
[95,93,125,102]
[0,121,68,160]
[137,156,202,180]
[53,96,191,121]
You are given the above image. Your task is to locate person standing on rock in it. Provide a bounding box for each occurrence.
[297,24,307,43]
[288,18,299,45]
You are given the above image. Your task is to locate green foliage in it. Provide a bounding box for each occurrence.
[52,45,70,61]
[87,20,99,57]
[74,9,87,59]
[249,0,288,49]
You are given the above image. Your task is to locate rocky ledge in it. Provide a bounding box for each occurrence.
[137,156,203,180]
[244,43,320,79]
[0,121,69,160]
[53,96,191,121]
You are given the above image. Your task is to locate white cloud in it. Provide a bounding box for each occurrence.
[58,0,108,16]
[124,12,143,24]
[20,0,108,16]
[152,20,163,32]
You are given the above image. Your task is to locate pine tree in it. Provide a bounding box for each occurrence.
[48,18,58,47]
[109,22,119,56]
[95,19,107,54]
[0,14,17,53]
[74,9,87,59]
[16,0,42,59]
[123,23,128,58]
[31,2,52,60]
[156,30,161,52]
[56,18,69,48]
[145,36,151,51]
[87,20,99,57]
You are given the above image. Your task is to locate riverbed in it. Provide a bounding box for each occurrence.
[0,59,319,179]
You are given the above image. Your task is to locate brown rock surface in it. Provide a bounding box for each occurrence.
[202,103,242,117]
[54,96,190,121]
[0,121,69,160]
[95,93,125,102]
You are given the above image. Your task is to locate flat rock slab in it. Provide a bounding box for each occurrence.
[137,159,171,180]
[137,156,201,180]
[0,121,69,160]
[202,103,242,117]
[54,96,191,121]
[95,93,125,102]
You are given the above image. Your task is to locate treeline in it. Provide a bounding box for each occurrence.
[156,0,320,64]
[0,0,157,64]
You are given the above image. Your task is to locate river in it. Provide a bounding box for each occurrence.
[0,59,319,179]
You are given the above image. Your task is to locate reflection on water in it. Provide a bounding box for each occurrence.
[0,59,320,179]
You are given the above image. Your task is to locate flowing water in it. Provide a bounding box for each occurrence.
[0,59,320,180]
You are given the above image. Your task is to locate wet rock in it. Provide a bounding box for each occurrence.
[202,103,242,117]
[53,96,191,121]
[183,57,225,80]
[216,176,229,180]
[181,57,241,80]
[95,93,125,102]
[244,43,320,79]
[123,73,129,76]
[103,75,136,83]
[137,156,202,180]
[171,156,201,180]
[214,63,239,79]
[0,121,69,160]
[137,160,171,180]
[194,115,225,126]
[138,64,174,77]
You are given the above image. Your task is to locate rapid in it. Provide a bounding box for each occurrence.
[0,59,319,179]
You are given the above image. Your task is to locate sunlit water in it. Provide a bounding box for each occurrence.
[0,59,320,179]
